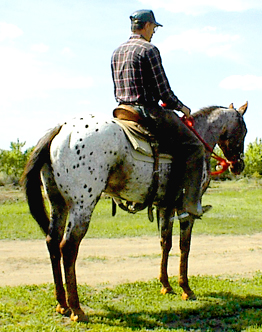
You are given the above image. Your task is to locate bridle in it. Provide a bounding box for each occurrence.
[181,115,233,175]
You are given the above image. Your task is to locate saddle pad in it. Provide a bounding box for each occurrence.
[113,118,172,164]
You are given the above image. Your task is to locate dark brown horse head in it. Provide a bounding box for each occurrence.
[218,102,248,175]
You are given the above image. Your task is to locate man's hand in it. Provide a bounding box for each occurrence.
[181,105,191,118]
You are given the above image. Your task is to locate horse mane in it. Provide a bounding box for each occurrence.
[192,105,227,118]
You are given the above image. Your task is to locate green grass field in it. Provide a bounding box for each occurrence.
[1,179,262,331]
[0,178,262,239]
[1,275,262,331]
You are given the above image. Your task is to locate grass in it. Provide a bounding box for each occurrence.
[1,274,262,331]
[0,179,262,239]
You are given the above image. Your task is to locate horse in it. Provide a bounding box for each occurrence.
[21,101,248,322]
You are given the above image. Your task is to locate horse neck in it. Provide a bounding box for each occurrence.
[193,108,229,151]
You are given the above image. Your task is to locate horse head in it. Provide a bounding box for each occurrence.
[218,102,248,175]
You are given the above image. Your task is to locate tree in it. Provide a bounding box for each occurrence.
[243,138,262,177]
[0,140,33,184]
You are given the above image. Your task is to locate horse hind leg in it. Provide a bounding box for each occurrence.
[60,209,92,322]
[41,165,70,316]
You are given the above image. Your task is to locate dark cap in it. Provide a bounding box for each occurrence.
[130,9,163,27]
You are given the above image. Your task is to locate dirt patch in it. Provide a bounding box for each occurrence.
[0,185,25,203]
[1,233,262,287]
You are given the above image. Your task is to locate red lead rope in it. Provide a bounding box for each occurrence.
[181,115,231,176]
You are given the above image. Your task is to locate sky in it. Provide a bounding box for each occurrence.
[1,0,262,151]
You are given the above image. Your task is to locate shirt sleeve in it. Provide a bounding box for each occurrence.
[147,46,184,111]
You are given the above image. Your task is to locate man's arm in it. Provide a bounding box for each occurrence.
[148,46,191,116]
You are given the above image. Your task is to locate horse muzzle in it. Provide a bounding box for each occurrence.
[229,158,245,175]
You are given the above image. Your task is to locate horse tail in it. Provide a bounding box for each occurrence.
[20,125,62,236]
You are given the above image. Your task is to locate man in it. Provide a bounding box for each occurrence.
[111,9,205,221]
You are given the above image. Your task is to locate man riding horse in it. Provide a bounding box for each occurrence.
[111,9,205,222]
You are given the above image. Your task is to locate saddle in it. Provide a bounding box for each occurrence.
[113,104,172,163]
[112,104,172,221]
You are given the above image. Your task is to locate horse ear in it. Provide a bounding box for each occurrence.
[238,101,248,116]
[229,103,234,109]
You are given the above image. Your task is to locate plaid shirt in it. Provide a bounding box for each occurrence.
[111,33,184,111]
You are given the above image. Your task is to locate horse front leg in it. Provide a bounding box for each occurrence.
[159,208,174,294]
[179,215,196,300]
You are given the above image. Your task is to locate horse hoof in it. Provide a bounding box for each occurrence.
[161,286,175,295]
[70,309,89,323]
[181,291,197,301]
[56,304,71,317]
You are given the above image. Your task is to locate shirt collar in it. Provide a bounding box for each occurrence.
[129,33,147,41]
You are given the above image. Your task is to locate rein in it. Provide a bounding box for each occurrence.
[181,115,231,176]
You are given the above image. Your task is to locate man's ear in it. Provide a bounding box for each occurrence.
[144,22,151,29]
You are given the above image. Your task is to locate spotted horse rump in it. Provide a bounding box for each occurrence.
[21,102,248,322]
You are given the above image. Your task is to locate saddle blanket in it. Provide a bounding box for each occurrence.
[113,118,172,164]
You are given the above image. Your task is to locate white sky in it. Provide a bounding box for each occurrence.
[1,0,261,150]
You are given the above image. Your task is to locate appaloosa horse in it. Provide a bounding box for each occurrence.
[21,102,247,322]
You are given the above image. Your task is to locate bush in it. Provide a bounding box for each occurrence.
[0,140,34,185]
[243,138,262,177]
